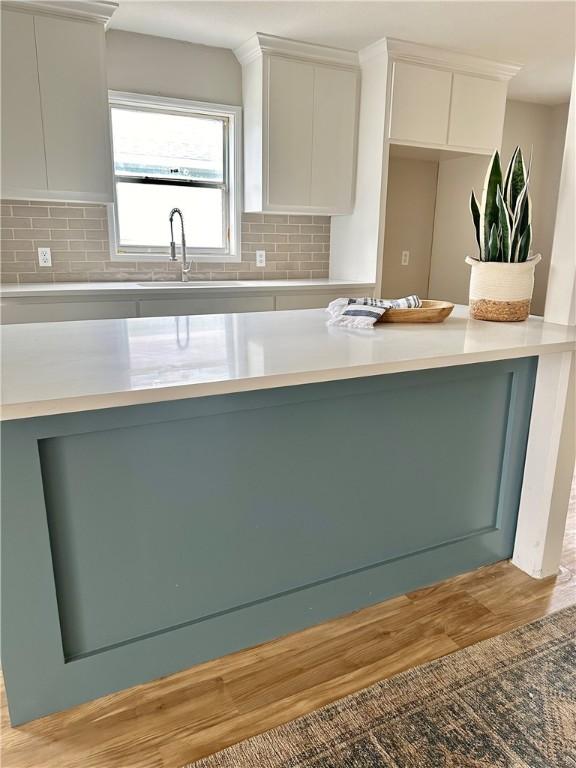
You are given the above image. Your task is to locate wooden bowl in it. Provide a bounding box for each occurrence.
[377,300,454,324]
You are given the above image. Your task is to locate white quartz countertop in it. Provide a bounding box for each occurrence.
[0,278,374,299]
[1,305,574,421]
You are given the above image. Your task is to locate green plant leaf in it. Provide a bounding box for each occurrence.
[511,184,532,261]
[518,184,531,233]
[469,190,481,256]
[488,222,499,261]
[517,223,532,263]
[504,146,526,216]
[503,146,519,211]
[496,187,511,262]
[480,151,503,260]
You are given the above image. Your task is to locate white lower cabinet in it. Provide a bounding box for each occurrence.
[0,288,373,324]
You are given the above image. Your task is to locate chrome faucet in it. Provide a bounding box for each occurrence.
[169,208,192,274]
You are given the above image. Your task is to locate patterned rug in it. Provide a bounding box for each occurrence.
[188,605,576,767]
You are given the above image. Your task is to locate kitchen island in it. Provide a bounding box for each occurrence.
[2,306,575,724]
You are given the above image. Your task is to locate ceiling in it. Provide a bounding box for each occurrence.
[109,1,575,105]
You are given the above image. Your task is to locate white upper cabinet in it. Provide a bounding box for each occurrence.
[386,40,520,154]
[447,74,508,151]
[236,34,360,214]
[389,62,452,146]
[0,4,115,203]
[1,11,48,193]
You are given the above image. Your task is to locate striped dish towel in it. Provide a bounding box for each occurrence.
[327,295,422,328]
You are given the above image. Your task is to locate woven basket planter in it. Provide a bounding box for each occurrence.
[465,254,541,322]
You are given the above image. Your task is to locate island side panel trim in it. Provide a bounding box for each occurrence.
[1,358,537,724]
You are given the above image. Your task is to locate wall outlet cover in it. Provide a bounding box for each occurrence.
[38,247,52,267]
[401,250,410,266]
[256,250,266,267]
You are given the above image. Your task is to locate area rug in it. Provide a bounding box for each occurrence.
[187,605,576,767]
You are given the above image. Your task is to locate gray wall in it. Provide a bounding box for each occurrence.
[428,153,489,305]
[106,30,242,106]
[381,156,438,299]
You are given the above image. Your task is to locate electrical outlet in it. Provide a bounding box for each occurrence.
[256,250,266,267]
[38,247,52,267]
[401,250,410,266]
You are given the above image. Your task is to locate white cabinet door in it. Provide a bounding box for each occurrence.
[389,62,452,146]
[266,56,315,208]
[448,74,507,150]
[35,15,113,202]
[0,11,47,194]
[311,66,358,211]
[139,297,275,317]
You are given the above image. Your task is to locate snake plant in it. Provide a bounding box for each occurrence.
[470,146,532,262]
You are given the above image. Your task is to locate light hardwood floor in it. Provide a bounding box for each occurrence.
[2,492,575,768]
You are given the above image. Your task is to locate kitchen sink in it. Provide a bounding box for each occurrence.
[138,281,216,287]
[138,281,259,288]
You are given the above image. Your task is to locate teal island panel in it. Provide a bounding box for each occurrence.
[1,358,537,723]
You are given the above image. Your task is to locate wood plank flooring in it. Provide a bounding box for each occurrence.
[2,492,575,768]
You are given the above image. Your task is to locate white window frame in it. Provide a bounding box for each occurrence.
[108,91,242,263]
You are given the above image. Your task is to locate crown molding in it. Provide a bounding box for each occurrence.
[235,33,359,69]
[1,1,118,25]
[386,38,522,81]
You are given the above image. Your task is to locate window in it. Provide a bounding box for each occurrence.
[108,92,241,261]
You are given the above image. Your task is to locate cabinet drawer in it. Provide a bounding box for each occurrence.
[0,300,138,324]
[275,291,368,311]
[448,74,507,150]
[389,62,452,145]
[139,296,275,317]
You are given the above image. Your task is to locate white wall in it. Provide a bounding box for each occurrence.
[330,41,389,283]
[501,100,569,315]
[381,157,438,298]
[106,30,242,105]
[545,98,575,324]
